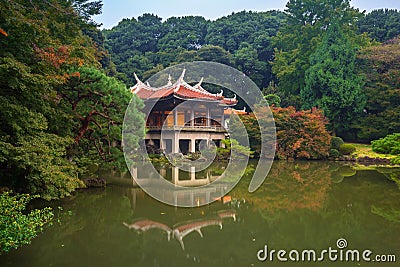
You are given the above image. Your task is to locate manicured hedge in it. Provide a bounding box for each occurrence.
[339,144,356,155]
[371,133,400,155]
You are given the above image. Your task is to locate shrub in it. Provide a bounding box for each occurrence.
[0,192,53,254]
[229,106,331,160]
[264,94,281,107]
[339,144,356,155]
[216,139,254,160]
[273,107,331,159]
[371,133,400,155]
[391,156,400,165]
[329,149,340,158]
[331,136,344,150]
[186,152,201,161]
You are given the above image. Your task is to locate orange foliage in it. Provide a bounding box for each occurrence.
[34,45,69,69]
[236,106,331,159]
[0,28,8,37]
[272,106,331,160]
[33,45,86,69]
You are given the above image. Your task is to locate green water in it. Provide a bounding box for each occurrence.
[1,161,400,267]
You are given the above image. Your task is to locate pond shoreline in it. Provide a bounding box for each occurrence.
[329,155,397,166]
[147,155,399,167]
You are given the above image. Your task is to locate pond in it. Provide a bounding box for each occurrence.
[1,161,400,266]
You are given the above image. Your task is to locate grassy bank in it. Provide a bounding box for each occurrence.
[349,143,397,160]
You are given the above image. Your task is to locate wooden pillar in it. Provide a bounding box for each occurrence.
[221,109,225,128]
[173,108,178,126]
[189,138,196,153]
[161,111,165,127]
[190,109,195,127]
[173,132,179,154]
[206,107,210,127]
[160,139,165,151]
[172,166,179,184]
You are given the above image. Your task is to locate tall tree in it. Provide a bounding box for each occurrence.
[59,66,144,168]
[0,0,144,199]
[102,14,165,84]
[301,21,365,134]
[354,37,400,140]
[0,0,89,199]
[272,0,364,108]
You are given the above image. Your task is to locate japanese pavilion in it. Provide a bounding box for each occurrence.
[131,70,237,154]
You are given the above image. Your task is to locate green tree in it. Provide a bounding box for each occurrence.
[102,14,164,84]
[354,37,400,140]
[59,67,144,169]
[262,81,282,107]
[158,16,209,51]
[301,21,366,134]
[205,10,286,88]
[0,0,144,199]
[272,0,364,108]
[0,1,89,199]
[233,42,267,86]
[196,45,233,65]
[104,10,286,89]
[357,9,400,43]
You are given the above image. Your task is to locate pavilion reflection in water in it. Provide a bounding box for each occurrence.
[123,209,236,250]
[130,162,230,207]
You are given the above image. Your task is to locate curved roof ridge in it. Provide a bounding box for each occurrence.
[180,79,222,98]
[131,72,238,106]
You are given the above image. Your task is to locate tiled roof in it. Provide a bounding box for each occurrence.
[131,70,237,106]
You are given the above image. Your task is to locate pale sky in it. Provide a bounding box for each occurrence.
[93,0,400,29]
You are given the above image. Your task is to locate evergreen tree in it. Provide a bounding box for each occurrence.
[301,21,365,134]
[272,0,365,108]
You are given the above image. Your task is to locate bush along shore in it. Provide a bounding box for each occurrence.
[328,136,400,166]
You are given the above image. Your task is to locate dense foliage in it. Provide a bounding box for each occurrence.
[371,133,400,155]
[0,0,144,200]
[102,11,286,88]
[392,156,400,165]
[357,9,400,42]
[0,192,53,253]
[301,21,365,134]
[273,107,331,160]
[272,0,366,108]
[215,139,254,161]
[230,106,331,160]
[330,137,345,150]
[353,37,400,141]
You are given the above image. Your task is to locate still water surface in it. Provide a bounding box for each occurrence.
[1,161,400,267]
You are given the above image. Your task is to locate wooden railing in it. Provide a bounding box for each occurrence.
[146,125,226,132]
